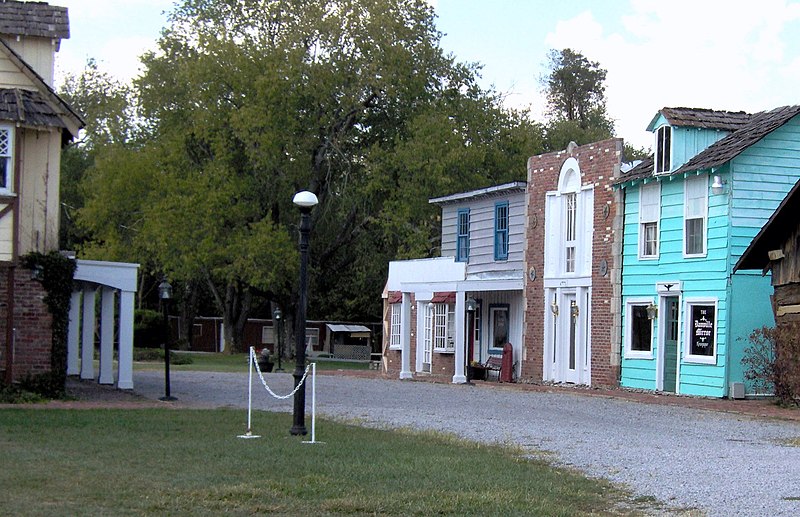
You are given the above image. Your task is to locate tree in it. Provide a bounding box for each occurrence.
[542,48,614,150]
[76,0,544,351]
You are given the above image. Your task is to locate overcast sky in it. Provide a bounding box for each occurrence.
[54,0,800,149]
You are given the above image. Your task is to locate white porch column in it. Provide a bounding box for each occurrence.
[98,287,116,385]
[80,286,97,380]
[452,291,467,384]
[66,290,82,376]
[117,290,135,389]
[399,292,413,379]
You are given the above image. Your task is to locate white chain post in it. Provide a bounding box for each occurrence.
[302,362,322,445]
[238,346,261,439]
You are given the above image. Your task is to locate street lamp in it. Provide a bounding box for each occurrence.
[465,297,477,382]
[158,279,176,401]
[291,190,318,436]
[273,307,283,372]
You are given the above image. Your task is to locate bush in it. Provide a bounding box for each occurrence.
[134,309,166,348]
[0,382,44,403]
[742,325,800,406]
[132,347,193,365]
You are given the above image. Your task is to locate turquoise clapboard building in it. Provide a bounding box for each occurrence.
[616,106,800,398]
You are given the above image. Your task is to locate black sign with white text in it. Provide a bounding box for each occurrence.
[690,305,715,356]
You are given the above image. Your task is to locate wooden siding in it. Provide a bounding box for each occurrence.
[440,191,525,275]
[670,126,729,172]
[17,128,61,254]
[621,175,731,397]
[730,115,800,265]
[0,51,35,89]
[2,36,56,87]
[0,200,12,260]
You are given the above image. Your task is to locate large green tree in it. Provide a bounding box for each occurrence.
[542,48,614,150]
[76,0,543,350]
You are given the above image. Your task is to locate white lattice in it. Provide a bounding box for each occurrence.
[0,128,9,156]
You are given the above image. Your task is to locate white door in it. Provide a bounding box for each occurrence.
[422,304,432,373]
[559,292,580,383]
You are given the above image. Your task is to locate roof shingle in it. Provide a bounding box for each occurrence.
[655,107,752,131]
[0,87,67,128]
[0,1,69,40]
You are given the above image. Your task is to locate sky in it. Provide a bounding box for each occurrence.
[53,0,800,149]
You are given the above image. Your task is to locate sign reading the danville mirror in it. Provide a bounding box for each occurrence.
[690,305,715,356]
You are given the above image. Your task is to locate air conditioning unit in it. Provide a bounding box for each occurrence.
[729,382,745,400]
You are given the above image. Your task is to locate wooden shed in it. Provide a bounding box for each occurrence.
[735,178,800,326]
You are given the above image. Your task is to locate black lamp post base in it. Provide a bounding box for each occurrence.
[290,425,307,436]
[159,396,178,401]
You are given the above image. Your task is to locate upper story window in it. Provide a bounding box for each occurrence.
[655,125,671,173]
[639,182,660,259]
[564,192,577,272]
[684,175,708,257]
[494,202,509,261]
[456,209,470,262]
[0,126,13,192]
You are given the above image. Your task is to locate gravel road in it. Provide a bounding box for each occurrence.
[132,369,800,516]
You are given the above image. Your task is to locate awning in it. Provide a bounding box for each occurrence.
[431,292,456,304]
[326,324,371,334]
[387,291,402,304]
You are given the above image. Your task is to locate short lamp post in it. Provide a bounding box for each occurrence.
[465,297,477,382]
[291,190,318,436]
[273,307,283,372]
[158,279,176,401]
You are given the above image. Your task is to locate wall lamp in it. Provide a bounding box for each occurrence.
[711,175,727,195]
[646,302,658,320]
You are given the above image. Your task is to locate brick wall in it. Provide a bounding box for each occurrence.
[523,139,623,387]
[0,265,54,383]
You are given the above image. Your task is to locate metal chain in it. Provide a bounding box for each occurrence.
[251,351,312,400]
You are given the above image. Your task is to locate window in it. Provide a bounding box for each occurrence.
[625,301,653,358]
[261,326,275,344]
[389,303,401,350]
[0,126,12,192]
[684,175,708,256]
[655,125,671,173]
[565,193,577,272]
[639,182,660,259]
[494,202,509,261]
[432,303,455,352]
[456,209,470,262]
[489,304,510,352]
[685,301,717,364]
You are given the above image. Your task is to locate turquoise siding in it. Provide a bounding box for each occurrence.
[671,127,730,172]
[621,113,800,397]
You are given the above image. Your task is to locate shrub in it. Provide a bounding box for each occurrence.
[134,309,166,348]
[742,325,800,406]
[0,381,44,403]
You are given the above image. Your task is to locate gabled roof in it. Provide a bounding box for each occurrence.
[0,87,66,128]
[429,181,526,205]
[646,107,751,132]
[0,38,83,137]
[0,1,69,40]
[674,105,800,175]
[735,177,800,272]
[617,105,800,186]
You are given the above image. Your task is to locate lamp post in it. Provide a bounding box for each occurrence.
[158,279,176,401]
[465,297,477,382]
[291,190,318,436]
[273,307,283,371]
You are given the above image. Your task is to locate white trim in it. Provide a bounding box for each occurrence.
[683,174,708,258]
[683,297,718,365]
[388,303,402,350]
[638,181,660,260]
[654,125,672,174]
[624,297,655,360]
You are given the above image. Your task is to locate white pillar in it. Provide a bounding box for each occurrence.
[452,291,467,384]
[98,287,116,384]
[117,290,135,390]
[80,286,97,380]
[66,290,82,376]
[399,292,413,379]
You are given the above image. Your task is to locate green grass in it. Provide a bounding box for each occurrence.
[133,351,370,373]
[0,409,641,516]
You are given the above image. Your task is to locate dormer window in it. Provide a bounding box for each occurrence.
[655,125,671,173]
[0,126,13,192]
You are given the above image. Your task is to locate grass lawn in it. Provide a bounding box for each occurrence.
[0,409,644,516]
[133,351,370,373]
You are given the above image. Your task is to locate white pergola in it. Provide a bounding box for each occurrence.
[65,260,139,389]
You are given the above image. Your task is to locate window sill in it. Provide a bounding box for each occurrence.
[683,253,707,259]
[638,255,658,261]
[625,351,653,360]
[388,345,401,351]
[684,355,716,365]
[433,348,454,354]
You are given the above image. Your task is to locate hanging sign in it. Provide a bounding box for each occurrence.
[690,305,715,356]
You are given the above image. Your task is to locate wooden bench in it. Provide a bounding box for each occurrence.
[484,356,503,380]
